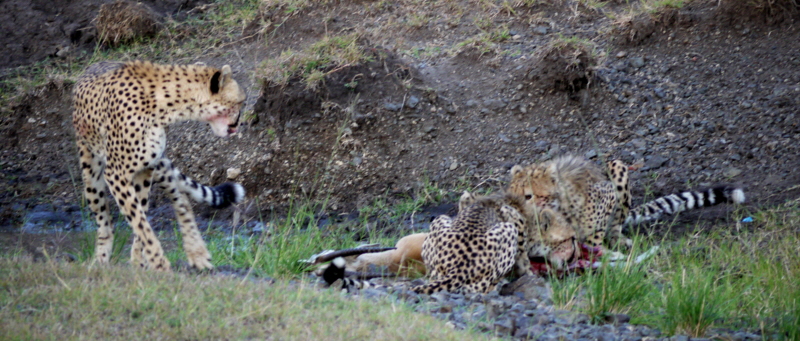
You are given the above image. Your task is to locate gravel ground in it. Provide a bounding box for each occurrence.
[311,274,764,341]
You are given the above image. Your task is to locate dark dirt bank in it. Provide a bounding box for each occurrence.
[1,0,799,236]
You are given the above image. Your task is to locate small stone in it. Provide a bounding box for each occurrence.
[407,95,420,108]
[645,155,668,170]
[630,57,645,68]
[498,275,550,301]
[450,161,458,171]
[724,167,742,178]
[584,149,597,159]
[484,99,506,110]
[499,134,511,143]
[533,26,549,35]
[485,299,505,320]
[494,318,514,336]
[631,139,647,149]
[226,168,241,180]
[616,51,628,58]
[383,102,401,111]
[465,99,478,107]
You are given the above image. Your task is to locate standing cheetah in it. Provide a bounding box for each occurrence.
[73,61,246,271]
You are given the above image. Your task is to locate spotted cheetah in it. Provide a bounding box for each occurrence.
[72,61,246,271]
[322,191,579,293]
[508,155,745,250]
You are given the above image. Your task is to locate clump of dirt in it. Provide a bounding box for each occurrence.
[526,39,598,93]
[0,0,210,70]
[613,11,676,46]
[718,0,800,24]
[95,0,162,47]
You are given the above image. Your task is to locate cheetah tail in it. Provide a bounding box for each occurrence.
[322,257,379,292]
[175,171,246,209]
[625,186,745,226]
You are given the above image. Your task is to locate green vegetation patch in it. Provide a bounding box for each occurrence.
[258,33,374,90]
[0,257,490,341]
[550,200,800,339]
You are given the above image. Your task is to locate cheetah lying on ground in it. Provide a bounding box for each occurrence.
[322,191,577,294]
[73,61,246,271]
[508,155,745,251]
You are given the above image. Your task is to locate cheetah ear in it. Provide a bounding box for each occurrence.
[538,208,555,230]
[221,65,233,85]
[210,71,221,94]
[458,191,476,212]
[510,165,524,177]
[210,65,233,95]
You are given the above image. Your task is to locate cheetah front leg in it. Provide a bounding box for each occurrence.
[105,168,171,271]
[154,159,213,270]
[78,142,115,264]
[513,224,534,278]
[130,168,154,267]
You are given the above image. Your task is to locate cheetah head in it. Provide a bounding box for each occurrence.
[203,65,246,137]
[509,164,559,210]
[530,208,579,271]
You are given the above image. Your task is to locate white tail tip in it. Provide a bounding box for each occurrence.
[732,189,745,204]
[332,257,346,268]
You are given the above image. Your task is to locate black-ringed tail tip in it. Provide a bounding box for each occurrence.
[322,257,348,288]
[209,182,246,209]
[625,186,745,225]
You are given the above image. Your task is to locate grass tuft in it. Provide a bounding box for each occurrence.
[661,267,732,337]
[258,33,372,90]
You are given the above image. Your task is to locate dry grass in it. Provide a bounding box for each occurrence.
[258,33,372,90]
[0,257,491,340]
[529,36,599,92]
[95,0,163,47]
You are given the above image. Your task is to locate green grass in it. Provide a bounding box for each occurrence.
[0,257,491,340]
[660,267,733,337]
[582,256,653,324]
[258,33,373,90]
[545,200,800,339]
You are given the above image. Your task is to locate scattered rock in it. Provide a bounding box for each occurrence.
[449,161,458,171]
[226,167,242,180]
[630,57,646,69]
[533,26,549,35]
[499,275,551,301]
[724,167,743,178]
[407,95,420,108]
[384,102,401,111]
[484,99,506,111]
[645,155,668,170]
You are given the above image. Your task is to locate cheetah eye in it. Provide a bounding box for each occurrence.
[524,194,533,200]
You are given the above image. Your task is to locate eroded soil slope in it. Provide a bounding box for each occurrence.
[1,0,799,233]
